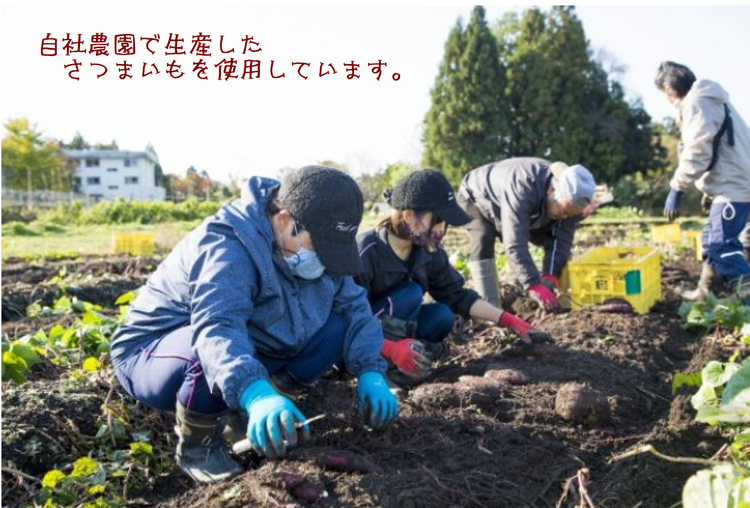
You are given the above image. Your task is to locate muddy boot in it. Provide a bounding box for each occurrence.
[678,263,716,302]
[175,401,244,483]
[469,259,500,307]
[222,410,248,445]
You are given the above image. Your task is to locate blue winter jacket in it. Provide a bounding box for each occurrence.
[110,176,386,409]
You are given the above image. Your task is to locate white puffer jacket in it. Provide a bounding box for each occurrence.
[671,79,750,202]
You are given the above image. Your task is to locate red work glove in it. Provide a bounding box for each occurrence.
[498,312,552,345]
[540,274,559,291]
[381,339,432,378]
[528,283,559,310]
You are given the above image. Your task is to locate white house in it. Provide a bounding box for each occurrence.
[64,149,166,202]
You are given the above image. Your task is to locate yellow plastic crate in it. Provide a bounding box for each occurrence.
[651,223,682,244]
[682,230,703,260]
[111,232,156,256]
[560,247,662,314]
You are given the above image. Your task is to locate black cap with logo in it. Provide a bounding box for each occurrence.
[278,166,364,276]
[388,169,471,226]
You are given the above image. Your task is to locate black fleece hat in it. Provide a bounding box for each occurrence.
[388,169,471,226]
[278,166,364,276]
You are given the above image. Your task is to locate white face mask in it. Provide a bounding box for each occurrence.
[282,221,325,280]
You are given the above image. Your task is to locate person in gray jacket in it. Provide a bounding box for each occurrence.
[656,61,750,301]
[111,166,398,483]
[457,158,596,309]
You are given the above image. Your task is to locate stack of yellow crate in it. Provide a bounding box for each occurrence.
[111,232,156,256]
[560,247,662,314]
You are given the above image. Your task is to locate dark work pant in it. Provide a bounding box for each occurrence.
[703,201,750,281]
[370,281,455,343]
[114,313,345,414]
[458,191,498,261]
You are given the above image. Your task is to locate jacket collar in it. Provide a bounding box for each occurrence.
[376,226,432,270]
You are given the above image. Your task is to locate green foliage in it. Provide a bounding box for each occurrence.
[587,206,644,222]
[683,465,750,508]
[38,437,169,508]
[2,335,42,383]
[1,206,38,224]
[1,117,71,192]
[2,221,41,236]
[77,198,222,225]
[6,291,132,384]
[4,198,222,226]
[423,6,507,187]
[449,251,471,279]
[675,284,750,507]
[672,371,702,395]
[492,7,662,186]
[679,294,750,334]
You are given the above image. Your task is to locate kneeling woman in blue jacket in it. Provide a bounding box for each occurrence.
[356,170,549,381]
[111,167,397,483]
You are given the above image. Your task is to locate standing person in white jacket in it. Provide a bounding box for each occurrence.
[656,61,750,302]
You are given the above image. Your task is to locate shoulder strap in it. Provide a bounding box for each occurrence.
[706,103,735,171]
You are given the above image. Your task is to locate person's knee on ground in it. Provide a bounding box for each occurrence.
[175,401,243,483]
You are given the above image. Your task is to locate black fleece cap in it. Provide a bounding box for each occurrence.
[389,169,471,226]
[278,166,364,276]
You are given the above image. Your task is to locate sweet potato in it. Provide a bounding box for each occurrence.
[316,452,380,474]
[483,368,530,385]
[554,383,611,423]
[409,383,461,409]
[276,472,328,503]
[596,298,633,314]
[457,375,503,393]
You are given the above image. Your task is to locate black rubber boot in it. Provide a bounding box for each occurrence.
[175,402,244,483]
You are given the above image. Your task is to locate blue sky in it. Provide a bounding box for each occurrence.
[1,5,749,182]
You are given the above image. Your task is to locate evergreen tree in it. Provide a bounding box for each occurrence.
[60,131,91,150]
[423,6,507,187]
[494,6,662,184]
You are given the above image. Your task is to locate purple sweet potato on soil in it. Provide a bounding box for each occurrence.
[316,451,380,474]
[276,472,328,503]
[596,298,634,314]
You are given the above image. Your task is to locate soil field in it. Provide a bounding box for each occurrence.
[1,251,729,508]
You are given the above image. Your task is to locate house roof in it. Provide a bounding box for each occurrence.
[64,149,159,164]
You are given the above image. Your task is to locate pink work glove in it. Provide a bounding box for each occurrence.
[528,283,559,310]
[498,311,552,344]
[381,339,432,377]
[540,274,560,291]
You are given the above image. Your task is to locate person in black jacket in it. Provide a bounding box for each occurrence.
[355,169,550,383]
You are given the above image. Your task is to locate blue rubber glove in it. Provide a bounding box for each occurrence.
[663,189,683,222]
[356,371,398,429]
[240,379,309,459]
